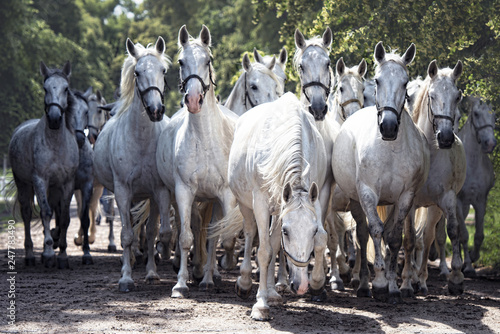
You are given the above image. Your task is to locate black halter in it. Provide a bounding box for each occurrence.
[470,107,494,144]
[135,76,168,111]
[244,71,257,109]
[302,78,331,103]
[281,233,312,268]
[427,92,457,132]
[179,61,216,97]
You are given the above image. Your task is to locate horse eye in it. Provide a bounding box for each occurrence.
[298,64,303,72]
[134,71,139,77]
[162,68,166,74]
[251,85,258,91]
[374,79,379,85]
[178,60,184,66]
[339,87,343,93]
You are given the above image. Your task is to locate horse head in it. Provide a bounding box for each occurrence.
[294,27,333,121]
[126,36,168,122]
[280,182,319,295]
[87,90,107,144]
[334,57,367,121]
[40,60,72,130]
[373,41,415,141]
[178,25,215,114]
[464,96,497,153]
[71,87,92,148]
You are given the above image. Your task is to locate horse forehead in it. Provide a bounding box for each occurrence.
[136,55,161,72]
[303,46,328,63]
[45,75,68,90]
[182,45,208,63]
[430,76,458,95]
[377,61,406,79]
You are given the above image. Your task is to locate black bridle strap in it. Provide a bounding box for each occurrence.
[179,62,216,97]
[45,102,65,115]
[302,80,331,103]
[339,98,363,121]
[281,234,312,268]
[136,78,166,111]
[244,71,256,110]
[470,112,494,143]
[377,105,402,125]
[427,95,455,132]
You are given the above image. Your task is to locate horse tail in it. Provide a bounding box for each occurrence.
[195,202,214,266]
[208,204,243,241]
[5,179,40,224]
[377,205,387,223]
[132,199,150,235]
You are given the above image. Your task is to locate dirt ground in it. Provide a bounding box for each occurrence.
[1,201,500,334]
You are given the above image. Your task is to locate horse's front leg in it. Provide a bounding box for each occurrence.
[80,180,94,265]
[236,204,257,300]
[350,202,370,297]
[56,180,75,269]
[156,186,172,260]
[470,200,487,265]
[16,178,36,266]
[267,217,283,306]
[114,184,135,292]
[438,193,464,295]
[172,185,195,298]
[32,175,56,267]
[145,199,161,284]
[310,200,328,302]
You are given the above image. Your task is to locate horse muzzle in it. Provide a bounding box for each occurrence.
[309,103,328,121]
[46,108,63,130]
[185,92,203,114]
[146,104,165,122]
[436,129,455,149]
[75,130,86,148]
[378,110,399,141]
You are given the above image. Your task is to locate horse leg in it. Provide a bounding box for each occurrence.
[275,247,289,292]
[144,200,161,284]
[172,204,181,273]
[236,204,257,300]
[81,181,94,265]
[16,178,35,266]
[114,186,135,292]
[310,200,328,302]
[193,203,209,287]
[336,213,352,285]
[33,175,56,268]
[171,186,195,298]
[267,216,283,306]
[358,186,388,301]
[74,190,84,246]
[199,202,217,289]
[456,197,473,276]
[56,184,74,269]
[417,205,443,295]
[156,188,173,261]
[217,199,238,271]
[326,210,344,291]
[433,213,449,278]
[470,200,486,265]
[398,200,417,300]
[107,201,116,253]
[350,202,370,297]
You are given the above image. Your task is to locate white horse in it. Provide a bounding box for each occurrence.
[93,37,172,291]
[410,59,467,295]
[363,78,376,108]
[253,47,288,91]
[213,92,327,320]
[405,77,424,115]
[332,42,430,303]
[224,50,285,116]
[156,25,238,298]
[457,96,497,275]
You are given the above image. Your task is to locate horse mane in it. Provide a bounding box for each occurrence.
[257,95,309,209]
[115,42,171,118]
[293,36,330,73]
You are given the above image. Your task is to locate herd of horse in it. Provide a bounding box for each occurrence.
[8,25,497,321]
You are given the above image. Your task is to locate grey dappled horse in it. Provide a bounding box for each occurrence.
[9,61,79,268]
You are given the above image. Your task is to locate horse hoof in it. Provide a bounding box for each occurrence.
[145,275,160,285]
[448,281,464,296]
[42,255,56,268]
[199,281,214,291]
[310,288,327,302]
[340,271,352,284]
[57,258,70,269]
[251,305,270,321]
[213,274,222,287]
[118,280,136,292]
[419,286,429,296]
[171,287,189,298]
[401,288,414,299]
[25,257,36,266]
[235,282,252,300]
[356,287,372,298]
[330,280,345,291]
[108,245,117,253]
[351,279,360,290]
[388,291,404,304]
[412,281,421,294]
[463,268,476,278]
[372,286,389,302]
[193,274,204,285]
[82,255,93,265]
[73,234,83,246]
[275,282,289,293]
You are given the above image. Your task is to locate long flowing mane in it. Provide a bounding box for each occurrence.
[257,96,309,209]
[114,42,171,118]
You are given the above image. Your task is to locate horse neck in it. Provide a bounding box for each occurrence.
[188,86,231,139]
[122,90,160,139]
[414,93,435,144]
[330,92,344,125]
[224,74,247,116]
[42,114,72,143]
[460,118,481,155]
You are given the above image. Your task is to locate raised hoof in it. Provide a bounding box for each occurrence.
[219,254,238,271]
[118,280,136,292]
[448,281,464,296]
[73,234,83,246]
[57,258,70,269]
[25,257,36,266]
[310,288,327,302]
[251,305,270,321]
[340,271,352,284]
[42,254,56,268]
[82,255,93,265]
[401,288,414,299]
[388,291,404,304]
[145,275,161,285]
[156,241,171,261]
[356,287,372,298]
[463,268,477,278]
[235,282,252,300]
[108,245,117,253]
[330,280,345,291]
[199,281,214,291]
[351,278,360,290]
[275,282,289,293]
[372,286,389,302]
[171,287,189,298]
[213,274,222,287]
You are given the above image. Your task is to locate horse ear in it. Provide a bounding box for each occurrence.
[322,27,333,50]
[253,48,264,64]
[178,25,189,48]
[283,183,292,203]
[84,86,93,99]
[156,36,166,54]
[309,182,319,203]
[242,53,252,72]
[358,58,367,78]
[295,29,306,50]
[126,38,137,58]
[336,57,345,77]
[40,61,49,78]
[402,43,416,66]
[200,25,211,47]
[266,56,276,71]
[96,90,103,102]
[452,60,463,81]
[62,60,71,78]
[374,41,385,64]
[428,60,438,79]
[278,47,288,68]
